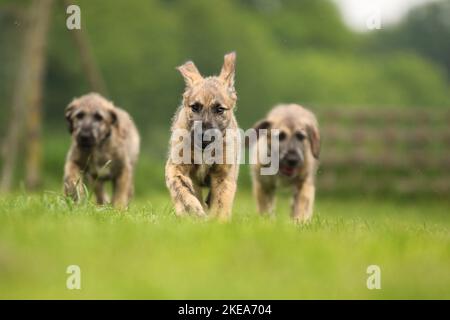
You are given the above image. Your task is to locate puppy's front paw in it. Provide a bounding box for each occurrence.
[292,215,312,225]
[175,202,206,218]
[190,207,207,218]
[64,179,86,202]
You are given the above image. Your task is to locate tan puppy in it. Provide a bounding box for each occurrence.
[165,52,239,220]
[250,104,320,223]
[63,93,140,208]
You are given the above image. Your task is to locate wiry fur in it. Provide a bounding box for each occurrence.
[63,93,140,208]
[165,52,239,221]
[250,104,320,223]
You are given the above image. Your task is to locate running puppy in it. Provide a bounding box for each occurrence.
[63,93,140,208]
[165,52,239,220]
[250,104,320,223]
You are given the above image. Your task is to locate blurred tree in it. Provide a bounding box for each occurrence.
[0,3,25,135]
[238,0,355,50]
[0,0,449,192]
[62,0,107,95]
[25,0,54,190]
[1,0,53,192]
[1,0,449,140]
[371,0,450,78]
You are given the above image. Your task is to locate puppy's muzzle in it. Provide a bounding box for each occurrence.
[279,151,304,176]
[193,122,221,150]
[77,130,95,148]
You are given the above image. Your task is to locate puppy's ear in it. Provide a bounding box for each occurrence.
[246,118,271,148]
[306,124,320,159]
[253,119,271,133]
[109,109,118,126]
[65,103,76,133]
[177,61,203,87]
[219,51,236,88]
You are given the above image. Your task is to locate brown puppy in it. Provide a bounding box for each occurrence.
[63,93,140,208]
[165,52,239,221]
[250,104,320,223]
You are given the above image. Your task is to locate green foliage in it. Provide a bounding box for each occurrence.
[1,0,449,193]
[30,0,450,131]
[370,0,450,78]
[269,51,448,108]
[238,0,356,50]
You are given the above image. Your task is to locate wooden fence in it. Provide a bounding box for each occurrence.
[314,108,450,196]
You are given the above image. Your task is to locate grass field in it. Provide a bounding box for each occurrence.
[0,190,449,300]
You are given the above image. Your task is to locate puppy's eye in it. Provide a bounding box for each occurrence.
[76,112,85,119]
[295,132,305,141]
[213,104,225,115]
[190,103,203,113]
[278,131,287,141]
[94,113,103,121]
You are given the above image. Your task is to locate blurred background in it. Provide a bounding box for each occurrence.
[0,0,449,199]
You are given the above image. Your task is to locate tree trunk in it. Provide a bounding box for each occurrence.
[25,0,54,190]
[0,0,54,192]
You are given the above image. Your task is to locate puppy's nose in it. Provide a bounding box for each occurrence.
[201,128,220,149]
[202,122,213,131]
[201,135,216,149]
[287,158,299,167]
[79,131,93,139]
[78,131,94,146]
[285,151,301,167]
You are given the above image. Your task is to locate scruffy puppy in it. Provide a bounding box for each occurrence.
[250,104,320,223]
[63,93,140,208]
[165,52,239,220]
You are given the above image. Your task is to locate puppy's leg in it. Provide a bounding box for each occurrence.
[209,165,237,221]
[93,180,108,205]
[112,165,133,209]
[84,174,109,205]
[253,177,276,216]
[63,161,85,202]
[193,183,207,210]
[165,163,205,217]
[292,179,315,223]
[127,175,135,203]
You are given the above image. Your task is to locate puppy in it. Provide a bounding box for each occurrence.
[165,52,239,220]
[250,104,320,223]
[63,93,140,208]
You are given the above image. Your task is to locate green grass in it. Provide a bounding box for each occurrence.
[0,191,449,299]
